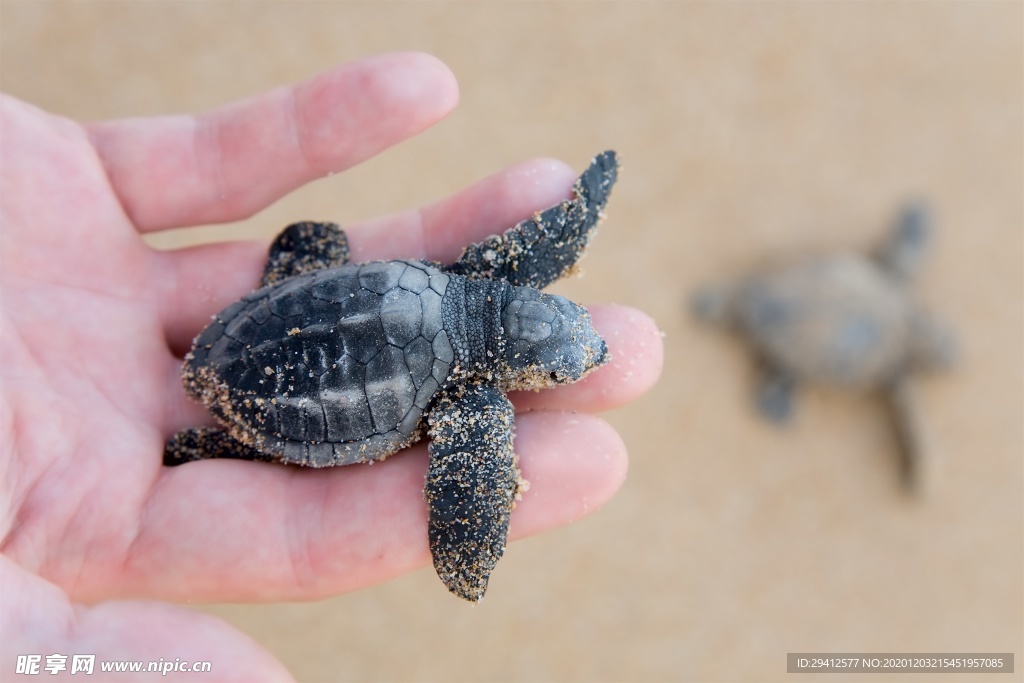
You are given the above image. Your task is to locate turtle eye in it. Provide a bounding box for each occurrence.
[549,371,559,381]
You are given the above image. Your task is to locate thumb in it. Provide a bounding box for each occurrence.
[1,556,292,682]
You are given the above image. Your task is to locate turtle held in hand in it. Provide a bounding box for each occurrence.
[166,151,619,601]
[693,203,956,489]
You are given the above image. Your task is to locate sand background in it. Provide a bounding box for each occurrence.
[2,2,1021,681]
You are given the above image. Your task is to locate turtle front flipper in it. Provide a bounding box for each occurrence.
[261,221,350,287]
[885,377,925,492]
[164,427,278,466]
[425,381,522,602]
[447,150,619,289]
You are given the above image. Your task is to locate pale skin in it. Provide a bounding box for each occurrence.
[1,53,662,680]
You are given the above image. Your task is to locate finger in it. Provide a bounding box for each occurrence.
[1,556,292,682]
[157,157,578,350]
[89,412,625,603]
[87,52,458,232]
[510,305,664,413]
[348,157,580,264]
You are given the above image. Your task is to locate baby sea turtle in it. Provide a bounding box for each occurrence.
[693,203,955,489]
[165,151,619,601]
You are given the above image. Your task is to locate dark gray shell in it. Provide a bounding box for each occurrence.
[737,254,912,387]
[185,259,455,466]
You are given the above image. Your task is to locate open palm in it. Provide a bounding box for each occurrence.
[1,53,661,680]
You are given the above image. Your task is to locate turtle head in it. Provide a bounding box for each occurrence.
[908,308,957,373]
[500,288,608,389]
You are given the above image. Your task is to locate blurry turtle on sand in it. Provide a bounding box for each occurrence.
[693,203,956,491]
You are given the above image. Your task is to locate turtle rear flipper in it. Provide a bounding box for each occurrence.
[164,427,278,466]
[262,221,350,287]
[447,150,619,289]
[755,362,798,423]
[425,381,521,602]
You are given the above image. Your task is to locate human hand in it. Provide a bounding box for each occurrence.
[1,53,662,680]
